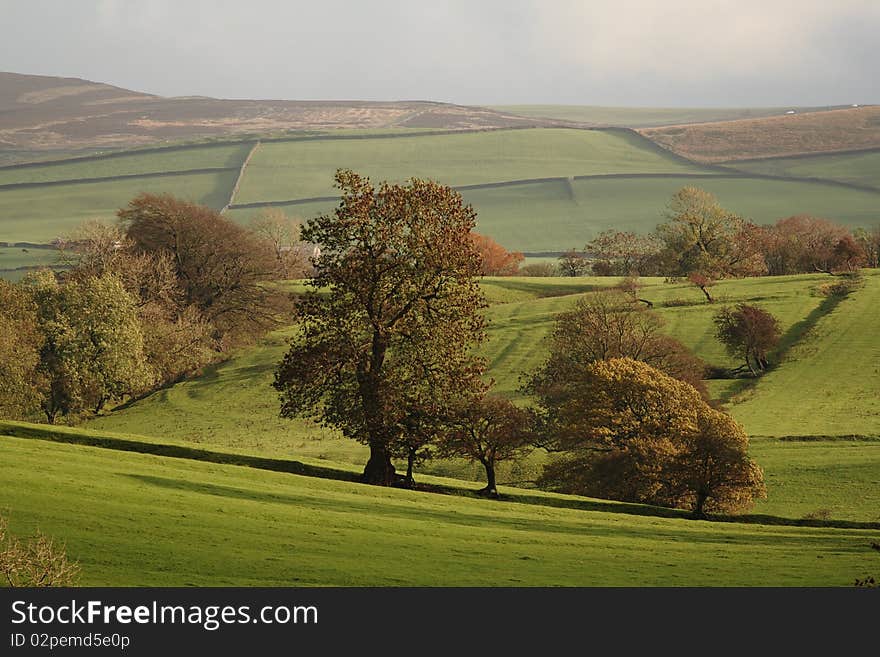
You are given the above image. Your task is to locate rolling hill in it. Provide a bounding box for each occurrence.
[0,72,551,164]
[640,106,880,162]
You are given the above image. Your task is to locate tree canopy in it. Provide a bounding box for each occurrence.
[274,170,488,485]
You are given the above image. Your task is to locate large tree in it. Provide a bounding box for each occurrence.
[470,232,524,276]
[438,395,533,497]
[274,170,488,485]
[23,271,153,422]
[536,358,765,516]
[714,304,781,376]
[657,186,765,280]
[527,290,708,400]
[118,193,282,345]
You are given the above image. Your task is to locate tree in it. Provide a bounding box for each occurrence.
[118,193,283,345]
[535,358,764,515]
[714,304,781,376]
[853,225,880,269]
[586,230,663,276]
[527,290,707,401]
[63,219,217,386]
[0,513,80,587]
[274,170,488,485]
[470,232,524,276]
[249,208,312,279]
[557,249,589,276]
[667,407,766,517]
[687,271,716,303]
[438,395,533,497]
[761,215,865,275]
[23,271,153,422]
[0,281,44,420]
[657,187,766,280]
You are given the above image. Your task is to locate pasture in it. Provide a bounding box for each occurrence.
[728,150,880,190]
[232,128,704,204]
[0,170,238,243]
[0,434,876,586]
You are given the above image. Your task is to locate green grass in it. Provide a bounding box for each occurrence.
[0,143,251,186]
[749,439,880,522]
[728,150,880,190]
[460,175,880,252]
[491,106,844,128]
[233,128,705,203]
[0,246,62,281]
[729,271,880,438]
[0,171,238,243]
[1,435,876,586]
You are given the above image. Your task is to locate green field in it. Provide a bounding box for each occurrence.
[0,170,238,243]
[461,176,880,252]
[728,150,880,190]
[3,272,880,585]
[233,129,704,203]
[227,175,880,254]
[0,143,251,186]
[1,434,876,586]
[490,106,844,128]
[730,272,880,438]
[0,245,62,281]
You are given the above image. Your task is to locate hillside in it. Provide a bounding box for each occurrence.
[4,126,879,251]
[491,105,851,128]
[640,106,880,162]
[0,72,548,162]
[727,150,880,190]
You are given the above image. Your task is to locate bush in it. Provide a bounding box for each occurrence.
[0,512,80,587]
[519,262,557,277]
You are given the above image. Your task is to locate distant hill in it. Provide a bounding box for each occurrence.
[490,105,854,128]
[640,106,880,162]
[0,72,551,162]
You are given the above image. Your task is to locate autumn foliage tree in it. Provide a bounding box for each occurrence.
[118,193,283,346]
[528,290,707,399]
[470,232,524,276]
[535,358,765,516]
[714,304,781,376]
[657,187,766,281]
[586,229,663,276]
[274,170,488,485]
[438,395,533,497]
[760,215,865,275]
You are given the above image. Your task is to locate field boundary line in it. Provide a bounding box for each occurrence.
[0,167,237,191]
[221,140,261,213]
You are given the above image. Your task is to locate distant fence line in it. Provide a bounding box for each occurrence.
[221,141,262,213]
[0,167,237,192]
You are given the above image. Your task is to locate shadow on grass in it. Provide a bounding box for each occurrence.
[715,290,848,405]
[5,423,880,531]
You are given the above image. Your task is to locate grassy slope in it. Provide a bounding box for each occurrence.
[233,128,704,203]
[226,175,880,254]
[490,106,837,127]
[729,271,880,438]
[728,150,880,190]
[0,246,62,281]
[1,435,875,586]
[463,176,880,252]
[0,143,251,185]
[640,106,880,162]
[0,171,238,243]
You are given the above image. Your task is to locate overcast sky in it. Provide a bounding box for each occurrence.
[2,0,878,106]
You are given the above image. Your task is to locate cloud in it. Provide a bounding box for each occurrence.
[1,0,878,105]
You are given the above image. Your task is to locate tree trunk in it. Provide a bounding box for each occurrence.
[699,285,714,303]
[403,447,416,488]
[479,460,499,498]
[362,442,396,486]
[692,491,708,519]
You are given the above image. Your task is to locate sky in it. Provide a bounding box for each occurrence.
[1,0,878,106]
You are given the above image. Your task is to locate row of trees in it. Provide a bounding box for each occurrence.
[274,171,766,515]
[0,195,307,423]
[563,187,878,285]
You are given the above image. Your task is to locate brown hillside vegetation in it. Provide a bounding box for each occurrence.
[0,73,549,161]
[640,106,880,163]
